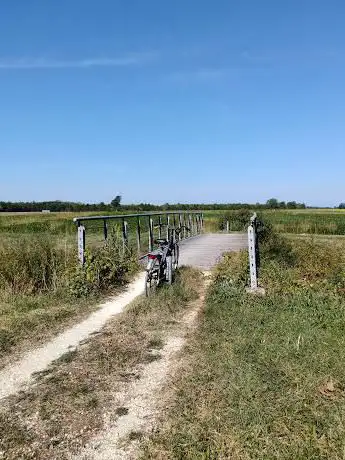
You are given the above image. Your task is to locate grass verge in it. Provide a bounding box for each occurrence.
[0,232,138,365]
[0,267,202,460]
[142,237,345,459]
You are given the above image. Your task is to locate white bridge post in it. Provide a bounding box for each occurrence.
[78,224,85,265]
[248,213,258,290]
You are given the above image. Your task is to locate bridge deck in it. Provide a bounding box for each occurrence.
[178,233,248,270]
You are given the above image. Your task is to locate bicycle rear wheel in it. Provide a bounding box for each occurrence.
[145,270,158,297]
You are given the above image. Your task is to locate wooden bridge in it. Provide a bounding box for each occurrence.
[178,233,248,270]
[73,211,249,270]
[0,212,252,402]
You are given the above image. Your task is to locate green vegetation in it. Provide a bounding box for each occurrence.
[204,208,345,235]
[0,267,201,459]
[2,208,345,240]
[261,210,345,235]
[69,230,138,297]
[0,230,137,361]
[0,198,306,213]
[1,206,345,363]
[143,230,345,459]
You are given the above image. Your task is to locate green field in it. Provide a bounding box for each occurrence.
[204,208,345,235]
[2,208,345,240]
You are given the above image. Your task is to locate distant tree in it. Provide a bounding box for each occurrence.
[279,201,286,209]
[286,201,297,209]
[266,198,279,209]
[111,195,122,209]
[339,203,345,209]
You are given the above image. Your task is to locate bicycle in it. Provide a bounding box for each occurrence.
[145,226,188,296]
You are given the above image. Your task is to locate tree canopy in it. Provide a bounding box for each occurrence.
[0,198,308,213]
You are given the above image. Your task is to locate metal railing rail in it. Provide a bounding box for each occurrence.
[73,211,204,265]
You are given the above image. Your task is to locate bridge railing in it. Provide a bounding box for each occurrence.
[73,211,204,265]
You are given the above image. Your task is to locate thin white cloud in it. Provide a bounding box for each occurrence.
[168,68,229,83]
[0,53,155,70]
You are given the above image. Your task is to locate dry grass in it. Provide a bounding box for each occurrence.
[0,267,202,459]
[0,231,138,365]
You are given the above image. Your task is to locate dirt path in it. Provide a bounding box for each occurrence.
[73,276,208,460]
[0,273,146,401]
[0,233,245,403]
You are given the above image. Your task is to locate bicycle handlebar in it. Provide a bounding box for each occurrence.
[175,225,190,233]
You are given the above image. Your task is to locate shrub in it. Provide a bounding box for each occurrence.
[0,231,138,299]
[218,209,252,231]
[68,230,138,297]
[256,217,295,266]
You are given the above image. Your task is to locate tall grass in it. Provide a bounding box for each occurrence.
[0,236,72,295]
[264,210,345,235]
[204,209,345,235]
[143,230,345,459]
[0,231,138,358]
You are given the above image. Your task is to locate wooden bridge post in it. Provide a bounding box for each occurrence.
[103,219,108,241]
[122,219,128,249]
[182,213,186,240]
[178,214,183,241]
[247,213,264,293]
[136,217,141,254]
[77,224,85,265]
[172,214,177,242]
[149,217,154,251]
[166,215,170,240]
[248,224,257,289]
[188,214,192,237]
[158,215,162,239]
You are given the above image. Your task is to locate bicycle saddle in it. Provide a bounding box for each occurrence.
[154,238,168,245]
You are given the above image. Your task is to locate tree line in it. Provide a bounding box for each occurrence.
[0,197,311,213]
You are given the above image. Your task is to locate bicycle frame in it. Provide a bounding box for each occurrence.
[145,226,187,296]
[146,239,173,281]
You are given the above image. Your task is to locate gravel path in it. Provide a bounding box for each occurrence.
[0,233,246,403]
[72,287,206,460]
[0,272,146,401]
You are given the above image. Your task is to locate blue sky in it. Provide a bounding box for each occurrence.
[1,0,344,206]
